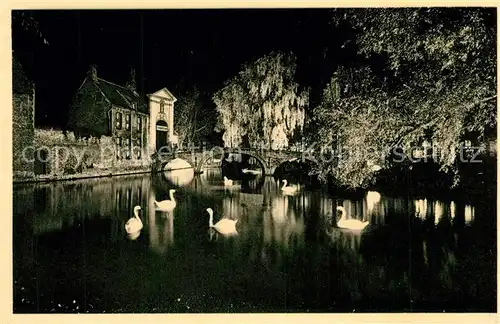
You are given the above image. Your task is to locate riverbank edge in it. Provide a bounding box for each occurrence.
[13,168,153,184]
[12,165,209,184]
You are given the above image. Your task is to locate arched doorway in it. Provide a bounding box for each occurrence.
[156,120,169,152]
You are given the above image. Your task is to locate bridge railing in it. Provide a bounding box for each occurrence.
[153,146,307,157]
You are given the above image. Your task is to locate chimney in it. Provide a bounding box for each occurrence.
[126,67,137,92]
[88,64,98,82]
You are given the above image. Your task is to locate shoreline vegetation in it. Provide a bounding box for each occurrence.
[13,154,496,207]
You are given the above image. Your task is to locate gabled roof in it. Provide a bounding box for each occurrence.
[147,87,177,102]
[77,75,148,114]
[96,78,148,114]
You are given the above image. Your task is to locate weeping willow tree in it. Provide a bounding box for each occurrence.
[312,8,496,189]
[213,52,309,149]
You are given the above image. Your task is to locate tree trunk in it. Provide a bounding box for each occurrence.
[190,101,198,144]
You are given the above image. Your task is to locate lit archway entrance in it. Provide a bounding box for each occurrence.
[156,120,169,152]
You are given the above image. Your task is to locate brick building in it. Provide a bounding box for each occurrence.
[69,66,177,161]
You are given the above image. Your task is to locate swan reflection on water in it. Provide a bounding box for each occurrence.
[209,228,239,241]
[146,190,176,254]
[126,231,141,241]
[326,226,363,253]
[14,169,492,313]
[148,209,175,254]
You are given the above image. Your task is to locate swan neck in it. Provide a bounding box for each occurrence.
[134,211,142,224]
[338,207,346,221]
[169,191,175,202]
[208,211,214,227]
[282,180,287,189]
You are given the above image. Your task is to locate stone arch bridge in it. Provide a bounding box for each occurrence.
[152,147,317,175]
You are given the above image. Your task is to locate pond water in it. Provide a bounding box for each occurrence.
[13,167,496,313]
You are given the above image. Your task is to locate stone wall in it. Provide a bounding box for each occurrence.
[31,128,151,180]
[12,92,35,179]
[13,55,36,180]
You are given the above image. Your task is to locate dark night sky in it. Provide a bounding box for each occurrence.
[13,9,359,128]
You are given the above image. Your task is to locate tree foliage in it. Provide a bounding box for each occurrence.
[12,11,49,45]
[213,52,309,149]
[174,86,215,147]
[67,81,109,138]
[311,8,497,188]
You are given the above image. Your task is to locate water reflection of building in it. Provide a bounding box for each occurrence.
[15,175,151,237]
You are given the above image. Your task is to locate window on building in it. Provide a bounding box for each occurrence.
[135,138,142,159]
[124,138,131,159]
[160,100,165,113]
[137,116,142,132]
[116,112,122,129]
[125,114,131,130]
[116,137,122,159]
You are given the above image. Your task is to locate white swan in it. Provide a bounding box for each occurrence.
[125,206,143,234]
[206,207,238,235]
[281,179,298,194]
[154,189,177,211]
[336,206,369,231]
[223,176,233,186]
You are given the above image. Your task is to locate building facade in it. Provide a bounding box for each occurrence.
[147,88,177,154]
[70,65,177,161]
